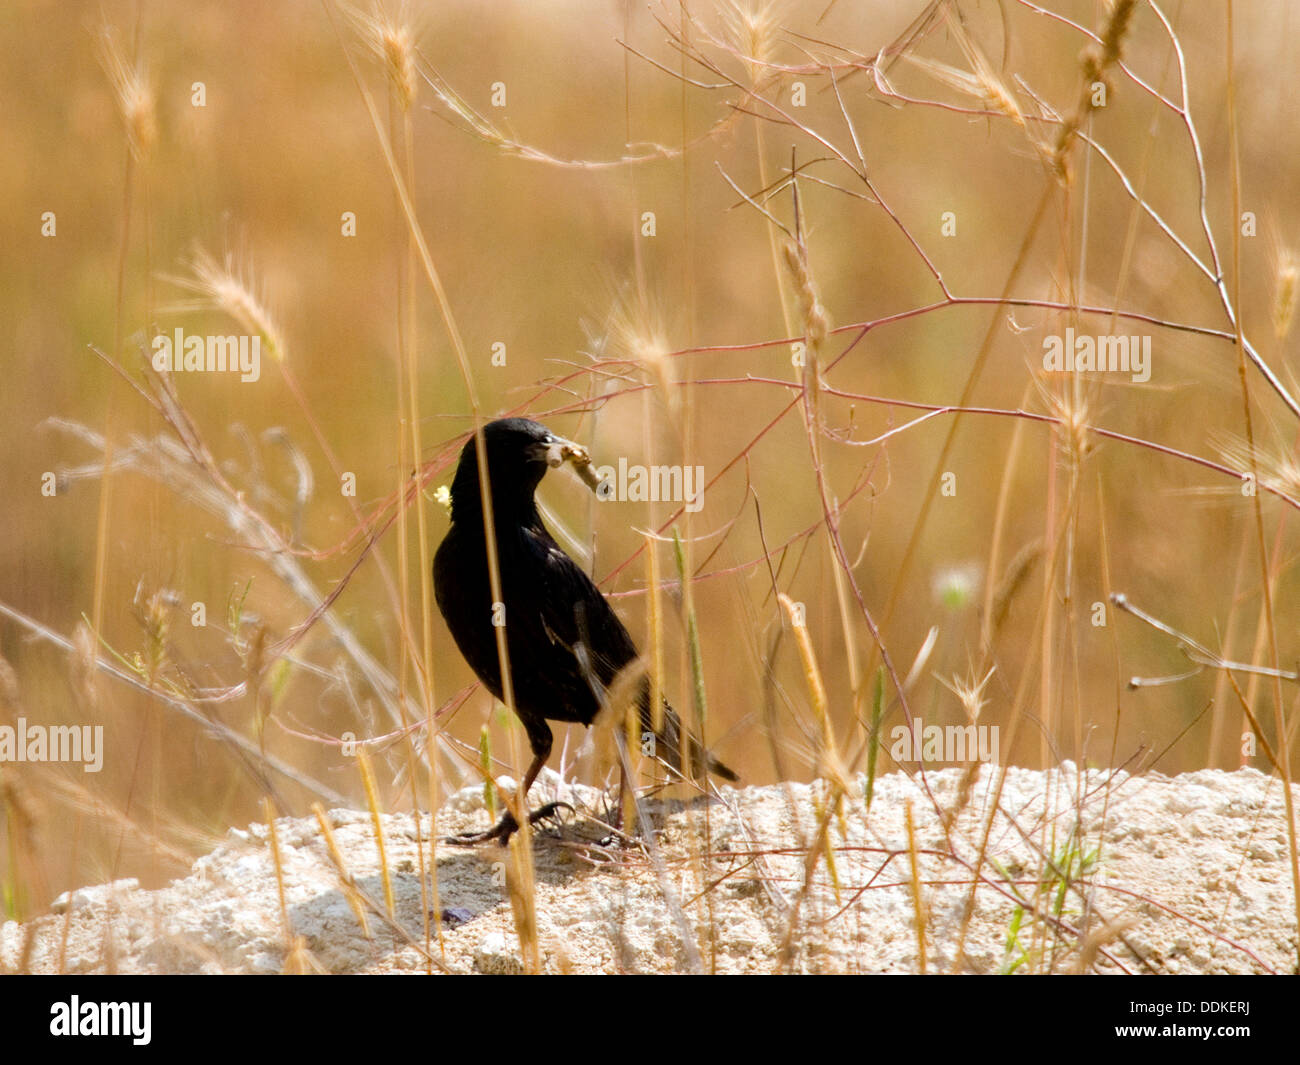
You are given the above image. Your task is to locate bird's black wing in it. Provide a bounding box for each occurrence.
[435,511,628,727]
[518,524,737,782]
[509,523,641,715]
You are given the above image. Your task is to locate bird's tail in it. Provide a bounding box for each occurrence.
[637,684,738,783]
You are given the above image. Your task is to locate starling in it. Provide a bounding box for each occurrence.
[433,417,737,844]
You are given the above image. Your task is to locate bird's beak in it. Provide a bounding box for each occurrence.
[532,433,604,494]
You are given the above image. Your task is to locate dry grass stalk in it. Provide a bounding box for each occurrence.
[356,749,396,920]
[311,803,373,938]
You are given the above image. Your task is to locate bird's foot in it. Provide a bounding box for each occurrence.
[528,801,575,833]
[443,811,518,846]
[443,801,575,846]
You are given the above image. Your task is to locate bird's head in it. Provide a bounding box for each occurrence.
[448,418,599,521]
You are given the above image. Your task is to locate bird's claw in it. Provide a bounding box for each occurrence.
[530,800,576,830]
[443,801,576,846]
[443,814,517,846]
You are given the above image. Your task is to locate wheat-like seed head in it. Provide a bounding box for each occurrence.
[96,27,156,161]
[937,665,996,724]
[1273,245,1297,341]
[718,0,788,82]
[907,14,1026,132]
[1213,432,1300,501]
[348,3,420,111]
[71,620,100,716]
[1099,0,1139,68]
[604,285,677,408]
[166,249,288,365]
[782,239,829,353]
[381,24,417,111]
[1053,0,1138,182]
[1036,371,1094,463]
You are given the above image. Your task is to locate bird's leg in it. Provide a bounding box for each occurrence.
[595,728,636,847]
[613,757,627,832]
[445,743,571,846]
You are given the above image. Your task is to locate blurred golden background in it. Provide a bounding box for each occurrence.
[3,0,1300,908]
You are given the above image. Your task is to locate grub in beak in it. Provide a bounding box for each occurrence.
[541,436,603,493]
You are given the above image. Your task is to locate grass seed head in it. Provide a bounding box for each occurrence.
[97,27,156,161]
[1274,246,1297,341]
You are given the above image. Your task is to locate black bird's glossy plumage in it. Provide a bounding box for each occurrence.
[433,418,736,844]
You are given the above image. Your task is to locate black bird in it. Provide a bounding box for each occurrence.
[433,418,737,844]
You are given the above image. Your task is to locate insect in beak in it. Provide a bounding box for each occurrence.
[536,435,603,493]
